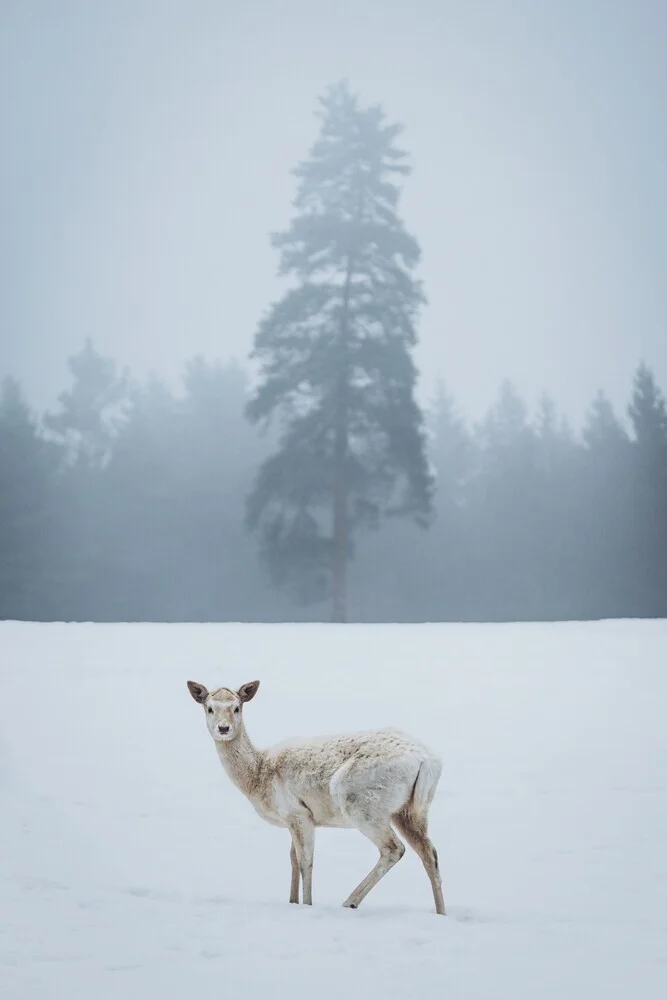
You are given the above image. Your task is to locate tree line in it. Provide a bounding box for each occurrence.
[1,344,665,623]
[2,82,665,623]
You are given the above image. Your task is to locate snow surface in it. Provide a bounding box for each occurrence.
[1,619,667,999]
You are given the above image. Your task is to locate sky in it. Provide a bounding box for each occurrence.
[1,0,666,427]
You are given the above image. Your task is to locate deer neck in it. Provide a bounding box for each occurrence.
[215,722,264,798]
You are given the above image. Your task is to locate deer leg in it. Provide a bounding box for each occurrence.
[289,841,300,904]
[394,811,445,915]
[287,817,315,906]
[342,821,405,910]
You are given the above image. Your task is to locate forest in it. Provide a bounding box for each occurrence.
[1,342,665,623]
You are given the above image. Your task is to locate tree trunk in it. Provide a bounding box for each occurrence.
[332,411,348,622]
[332,263,352,623]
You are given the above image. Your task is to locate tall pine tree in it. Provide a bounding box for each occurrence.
[43,341,131,616]
[628,363,667,614]
[0,379,59,618]
[246,83,433,620]
[579,389,634,617]
[45,339,130,469]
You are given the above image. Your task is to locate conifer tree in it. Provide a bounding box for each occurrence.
[0,379,58,618]
[628,363,667,459]
[429,382,470,511]
[246,83,433,620]
[583,390,628,454]
[45,339,130,468]
[628,363,667,614]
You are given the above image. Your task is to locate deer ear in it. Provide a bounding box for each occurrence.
[237,680,260,703]
[187,681,209,704]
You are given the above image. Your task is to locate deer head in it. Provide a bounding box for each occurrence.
[187,680,260,742]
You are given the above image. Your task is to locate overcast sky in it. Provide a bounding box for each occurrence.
[1,0,666,426]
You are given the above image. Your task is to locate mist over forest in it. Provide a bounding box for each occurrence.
[2,332,665,623]
[3,60,666,624]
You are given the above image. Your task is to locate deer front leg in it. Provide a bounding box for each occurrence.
[289,840,300,904]
[287,817,315,906]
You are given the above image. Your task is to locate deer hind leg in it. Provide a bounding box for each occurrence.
[289,841,300,904]
[393,810,445,916]
[287,817,315,906]
[342,818,406,910]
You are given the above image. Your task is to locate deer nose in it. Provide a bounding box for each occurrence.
[218,724,230,735]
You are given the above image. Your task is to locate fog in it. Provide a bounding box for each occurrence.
[2,1,667,625]
[3,0,666,422]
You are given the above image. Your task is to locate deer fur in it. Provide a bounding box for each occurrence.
[187,679,445,915]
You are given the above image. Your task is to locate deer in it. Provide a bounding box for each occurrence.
[186,678,445,915]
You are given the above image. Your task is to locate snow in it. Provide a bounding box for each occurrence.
[1,619,667,999]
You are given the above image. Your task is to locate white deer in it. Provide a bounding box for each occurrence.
[187,679,445,914]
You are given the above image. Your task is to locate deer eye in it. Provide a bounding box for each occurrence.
[234,706,240,714]
[207,706,213,714]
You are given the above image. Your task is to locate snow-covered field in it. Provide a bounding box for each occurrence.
[1,620,666,999]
